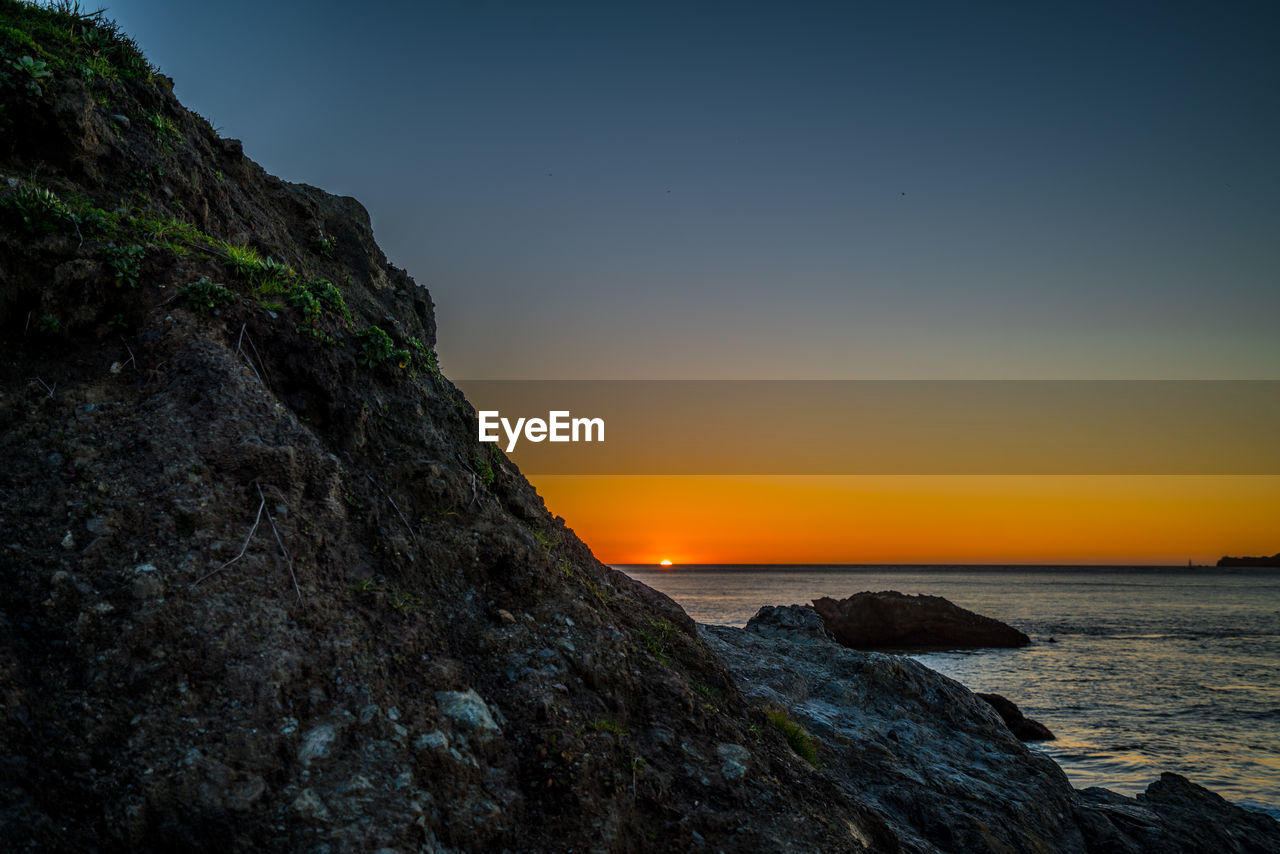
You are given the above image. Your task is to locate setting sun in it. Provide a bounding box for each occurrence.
[659,559,673,567]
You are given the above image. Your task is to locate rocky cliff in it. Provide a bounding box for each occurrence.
[0,4,895,850]
[1,4,1276,852]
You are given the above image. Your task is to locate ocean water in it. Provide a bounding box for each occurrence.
[617,565,1280,818]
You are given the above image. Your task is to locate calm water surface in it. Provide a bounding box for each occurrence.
[618,565,1280,818]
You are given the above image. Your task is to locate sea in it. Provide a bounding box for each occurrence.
[616,564,1280,819]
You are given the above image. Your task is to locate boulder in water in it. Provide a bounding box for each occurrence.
[811,590,1030,650]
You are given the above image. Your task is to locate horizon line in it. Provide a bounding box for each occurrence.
[607,561,1279,569]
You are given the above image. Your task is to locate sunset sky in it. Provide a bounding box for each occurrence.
[100,0,1279,564]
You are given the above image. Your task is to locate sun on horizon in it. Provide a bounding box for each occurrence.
[659,559,673,567]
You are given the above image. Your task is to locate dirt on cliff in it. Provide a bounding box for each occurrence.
[0,4,900,851]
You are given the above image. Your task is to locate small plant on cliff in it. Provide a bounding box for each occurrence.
[146,111,181,150]
[349,577,422,615]
[315,232,337,258]
[255,256,295,292]
[590,718,629,736]
[353,324,410,368]
[220,241,263,276]
[639,616,676,665]
[181,278,234,312]
[471,454,495,487]
[388,588,422,615]
[9,54,51,96]
[307,278,351,319]
[764,706,820,767]
[214,243,300,294]
[132,211,207,249]
[532,529,554,554]
[407,336,439,375]
[1,185,77,234]
[355,324,396,367]
[101,242,144,288]
[287,284,322,324]
[690,680,721,712]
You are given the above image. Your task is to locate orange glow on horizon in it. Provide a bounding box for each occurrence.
[529,475,1280,565]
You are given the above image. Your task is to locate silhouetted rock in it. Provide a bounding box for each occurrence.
[976,692,1055,741]
[1078,773,1280,853]
[811,590,1031,650]
[1217,553,1280,567]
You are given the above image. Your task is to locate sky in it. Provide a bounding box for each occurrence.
[91,0,1280,563]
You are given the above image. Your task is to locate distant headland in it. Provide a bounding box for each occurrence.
[1217,553,1280,567]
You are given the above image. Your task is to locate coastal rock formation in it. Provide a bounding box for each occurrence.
[1,6,1276,852]
[976,692,1055,741]
[710,612,1280,853]
[1217,553,1280,567]
[1078,774,1280,853]
[745,603,835,641]
[812,590,1031,650]
[0,7,894,851]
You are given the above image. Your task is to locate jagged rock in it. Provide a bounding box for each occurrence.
[704,623,1280,854]
[745,603,834,641]
[704,622,1084,852]
[1078,773,1280,853]
[975,692,1055,741]
[0,7,903,851]
[812,590,1030,650]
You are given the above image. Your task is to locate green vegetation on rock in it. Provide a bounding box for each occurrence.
[764,706,820,767]
[180,277,233,312]
[0,185,76,233]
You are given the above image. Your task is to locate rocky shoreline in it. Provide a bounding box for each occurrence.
[1,5,1277,850]
[708,606,1280,853]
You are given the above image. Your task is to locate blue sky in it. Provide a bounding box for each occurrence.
[96,0,1280,379]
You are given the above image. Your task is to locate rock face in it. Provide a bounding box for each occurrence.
[976,692,1055,741]
[707,611,1280,854]
[812,590,1031,650]
[0,7,896,851]
[1217,553,1280,567]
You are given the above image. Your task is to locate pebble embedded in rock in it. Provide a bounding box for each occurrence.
[435,689,502,743]
[292,788,331,821]
[132,574,164,600]
[415,731,448,751]
[298,724,339,766]
[716,743,751,780]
